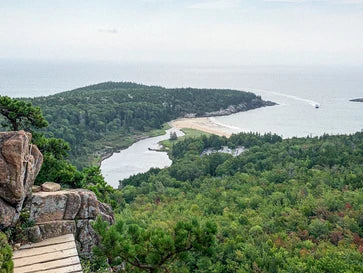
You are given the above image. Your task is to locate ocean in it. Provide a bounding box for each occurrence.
[1,60,362,137]
[1,59,362,186]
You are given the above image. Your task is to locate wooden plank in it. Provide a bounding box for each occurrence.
[13,234,82,273]
[37,263,83,273]
[13,241,76,259]
[14,248,78,268]
[14,256,81,273]
[20,234,75,249]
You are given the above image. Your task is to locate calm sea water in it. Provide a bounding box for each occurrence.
[1,60,362,186]
[213,66,363,138]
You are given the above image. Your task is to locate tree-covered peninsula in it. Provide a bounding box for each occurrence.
[29,82,274,168]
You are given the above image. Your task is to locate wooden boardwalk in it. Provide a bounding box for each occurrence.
[13,234,83,273]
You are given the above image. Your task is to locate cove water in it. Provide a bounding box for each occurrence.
[100,128,184,188]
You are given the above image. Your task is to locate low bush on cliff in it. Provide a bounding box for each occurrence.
[0,232,13,273]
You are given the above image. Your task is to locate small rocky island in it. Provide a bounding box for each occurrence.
[350,98,363,102]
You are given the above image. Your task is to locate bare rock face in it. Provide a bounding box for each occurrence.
[0,130,115,256]
[31,191,68,222]
[29,189,114,256]
[32,185,42,193]
[0,198,17,227]
[0,131,43,227]
[76,220,99,255]
[99,201,115,224]
[28,220,76,242]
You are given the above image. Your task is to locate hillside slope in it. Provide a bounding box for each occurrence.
[108,131,363,272]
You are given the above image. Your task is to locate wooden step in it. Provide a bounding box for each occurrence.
[13,234,82,273]
[19,234,75,249]
[13,241,76,259]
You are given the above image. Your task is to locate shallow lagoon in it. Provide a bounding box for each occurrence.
[100,128,183,188]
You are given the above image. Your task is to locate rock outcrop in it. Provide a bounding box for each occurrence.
[41,182,61,192]
[203,99,276,117]
[184,99,276,118]
[28,188,114,256]
[0,130,115,256]
[0,131,43,227]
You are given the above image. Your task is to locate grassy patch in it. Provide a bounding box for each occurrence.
[145,123,171,137]
[160,128,211,150]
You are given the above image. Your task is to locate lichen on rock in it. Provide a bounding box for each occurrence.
[29,189,114,255]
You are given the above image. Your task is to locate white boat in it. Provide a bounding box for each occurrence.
[315,104,320,109]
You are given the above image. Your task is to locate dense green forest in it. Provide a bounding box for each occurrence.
[1,94,362,272]
[28,82,273,168]
[93,132,363,272]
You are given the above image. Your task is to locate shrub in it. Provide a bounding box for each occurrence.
[0,232,13,273]
[308,219,330,239]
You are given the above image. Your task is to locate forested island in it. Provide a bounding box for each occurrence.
[28,82,275,168]
[350,98,363,102]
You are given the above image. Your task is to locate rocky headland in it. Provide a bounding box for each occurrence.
[184,98,276,118]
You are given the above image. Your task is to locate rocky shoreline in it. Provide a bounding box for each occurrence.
[185,99,276,118]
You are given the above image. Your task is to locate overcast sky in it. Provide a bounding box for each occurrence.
[1,0,362,66]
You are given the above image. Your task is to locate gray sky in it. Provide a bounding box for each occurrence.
[1,0,363,65]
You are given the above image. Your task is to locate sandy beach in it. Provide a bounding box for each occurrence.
[170,117,239,138]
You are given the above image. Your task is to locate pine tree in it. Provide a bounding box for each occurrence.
[0,96,48,131]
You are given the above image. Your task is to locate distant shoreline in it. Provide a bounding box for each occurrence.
[170,117,238,138]
[99,101,276,165]
[98,134,157,166]
[100,116,240,166]
[170,99,276,137]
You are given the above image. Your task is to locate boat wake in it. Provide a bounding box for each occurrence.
[245,88,320,108]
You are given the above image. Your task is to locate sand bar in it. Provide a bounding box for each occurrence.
[170,117,239,138]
